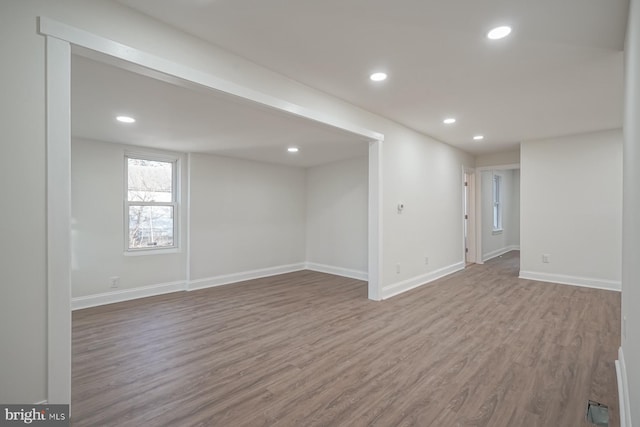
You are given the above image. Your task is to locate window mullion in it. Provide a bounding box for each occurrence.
[127,201,174,207]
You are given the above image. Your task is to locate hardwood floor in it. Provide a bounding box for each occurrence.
[72,252,620,426]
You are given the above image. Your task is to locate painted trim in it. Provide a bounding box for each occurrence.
[305,263,368,281]
[518,271,621,291]
[463,168,477,264]
[368,140,383,300]
[185,153,192,286]
[72,262,368,310]
[123,151,181,254]
[72,281,186,310]
[38,17,384,144]
[45,35,72,405]
[616,347,632,427]
[188,263,306,291]
[475,163,521,172]
[461,166,467,264]
[475,167,484,265]
[382,262,465,300]
[483,245,520,262]
[35,400,48,405]
[123,248,181,257]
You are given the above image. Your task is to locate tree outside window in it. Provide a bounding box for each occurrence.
[126,156,177,250]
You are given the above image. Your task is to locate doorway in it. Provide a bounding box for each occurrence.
[475,166,521,264]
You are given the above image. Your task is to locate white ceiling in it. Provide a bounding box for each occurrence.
[71,54,369,168]
[117,0,628,154]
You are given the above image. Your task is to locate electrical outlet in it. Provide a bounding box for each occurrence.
[110,276,120,288]
[542,254,550,263]
[396,263,401,274]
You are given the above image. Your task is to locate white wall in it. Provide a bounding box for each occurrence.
[381,130,473,297]
[72,139,308,295]
[520,129,623,290]
[73,138,369,293]
[71,139,187,297]
[0,1,48,404]
[306,156,368,276]
[622,0,640,422]
[189,153,306,282]
[480,169,520,261]
[475,149,520,168]
[0,0,473,403]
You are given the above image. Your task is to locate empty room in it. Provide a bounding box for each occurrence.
[1,1,639,427]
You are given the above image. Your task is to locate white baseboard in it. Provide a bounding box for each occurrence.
[187,263,306,291]
[483,245,520,262]
[34,400,48,405]
[305,262,368,281]
[382,261,465,300]
[71,262,366,309]
[518,271,621,291]
[72,281,186,310]
[616,346,632,427]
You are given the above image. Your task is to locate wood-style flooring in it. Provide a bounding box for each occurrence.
[72,251,620,426]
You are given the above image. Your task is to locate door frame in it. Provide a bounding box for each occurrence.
[462,168,477,264]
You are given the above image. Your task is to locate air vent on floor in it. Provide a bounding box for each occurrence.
[586,400,609,426]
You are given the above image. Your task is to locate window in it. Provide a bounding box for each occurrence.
[125,155,178,251]
[492,173,503,232]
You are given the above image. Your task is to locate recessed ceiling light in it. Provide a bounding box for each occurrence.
[370,72,387,82]
[473,135,484,141]
[116,115,136,123]
[443,118,456,124]
[487,26,512,40]
[287,147,299,153]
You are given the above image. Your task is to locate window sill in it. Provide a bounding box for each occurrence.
[124,248,181,257]
[492,229,503,235]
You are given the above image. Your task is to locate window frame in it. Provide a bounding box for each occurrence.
[492,173,503,233]
[124,151,180,255]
